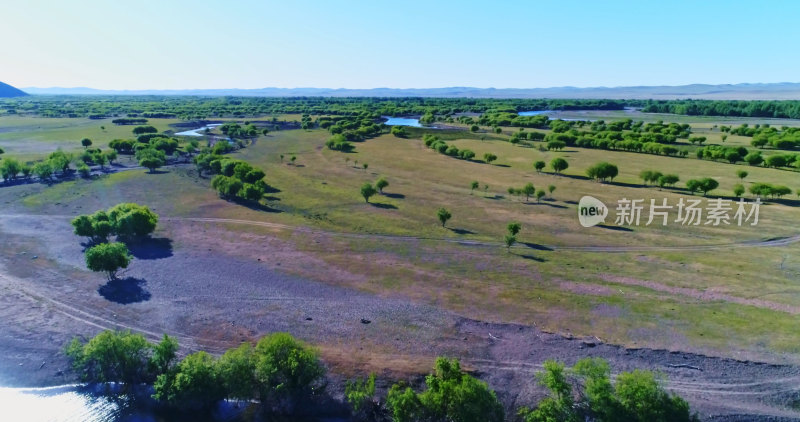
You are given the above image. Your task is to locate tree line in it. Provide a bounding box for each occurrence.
[65,329,699,422]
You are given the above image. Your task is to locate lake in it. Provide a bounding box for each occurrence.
[382,116,422,127]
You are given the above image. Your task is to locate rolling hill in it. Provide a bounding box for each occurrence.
[0,81,28,97]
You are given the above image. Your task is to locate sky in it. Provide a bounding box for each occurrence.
[2,0,800,90]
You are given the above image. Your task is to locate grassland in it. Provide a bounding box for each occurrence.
[6,113,800,361]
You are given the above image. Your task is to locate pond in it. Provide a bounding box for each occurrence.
[382,116,422,127]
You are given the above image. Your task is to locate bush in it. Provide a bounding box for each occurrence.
[153,351,225,410]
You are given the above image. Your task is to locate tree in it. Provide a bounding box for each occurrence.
[387,357,504,422]
[657,174,679,189]
[548,185,556,198]
[736,170,748,180]
[686,178,719,196]
[81,138,93,149]
[108,203,159,239]
[470,124,480,132]
[217,343,257,401]
[0,157,22,181]
[744,151,763,166]
[483,153,497,164]
[376,177,389,194]
[521,182,535,201]
[105,150,118,165]
[150,334,179,377]
[639,170,663,186]
[48,150,72,175]
[153,351,225,410]
[346,373,379,421]
[64,330,154,385]
[550,157,568,174]
[586,162,618,182]
[32,161,53,181]
[733,184,745,198]
[71,211,112,243]
[363,163,368,172]
[470,181,479,194]
[84,242,131,280]
[360,183,377,203]
[536,189,546,202]
[765,154,787,168]
[507,222,521,236]
[132,125,158,135]
[253,333,325,413]
[504,234,517,251]
[136,148,166,173]
[291,155,297,165]
[391,126,408,138]
[534,161,545,173]
[437,207,452,227]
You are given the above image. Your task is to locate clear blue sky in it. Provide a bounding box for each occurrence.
[3,0,799,90]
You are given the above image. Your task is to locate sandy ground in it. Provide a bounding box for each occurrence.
[0,214,799,421]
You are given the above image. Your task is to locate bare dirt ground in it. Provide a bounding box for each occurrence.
[1,213,799,420]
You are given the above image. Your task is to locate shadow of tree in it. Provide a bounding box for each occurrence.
[449,227,476,235]
[515,253,546,262]
[370,202,398,209]
[127,237,173,260]
[597,224,633,232]
[98,277,151,304]
[520,241,554,251]
[384,192,405,199]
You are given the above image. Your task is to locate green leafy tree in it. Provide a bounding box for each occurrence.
[253,333,326,413]
[81,138,93,149]
[534,160,546,173]
[733,183,745,198]
[48,150,72,175]
[483,153,497,164]
[0,157,22,181]
[71,211,113,243]
[657,174,679,188]
[536,189,546,202]
[522,182,535,201]
[504,234,517,251]
[686,177,719,196]
[375,177,389,194]
[548,185,556,197]
[85,242,131,280]
[550,157,568,174]
[218,343,257,401]
[153,351,225,410]
[437,207,452,227]
[132,125,158,135]
[507,222,521,236]
[32,161,53,181]
[387,357,504,422]
[736,170,748,180]
[346,373,379,421]
[470,180,479,194]
[360,183,377,203]
[108,203,159,239]
[136,148,166,173]
[149,334,179,376]
[65,330,153,385]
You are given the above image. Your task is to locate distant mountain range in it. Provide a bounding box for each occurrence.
[16,82,800,100]
[0,81,28,97]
